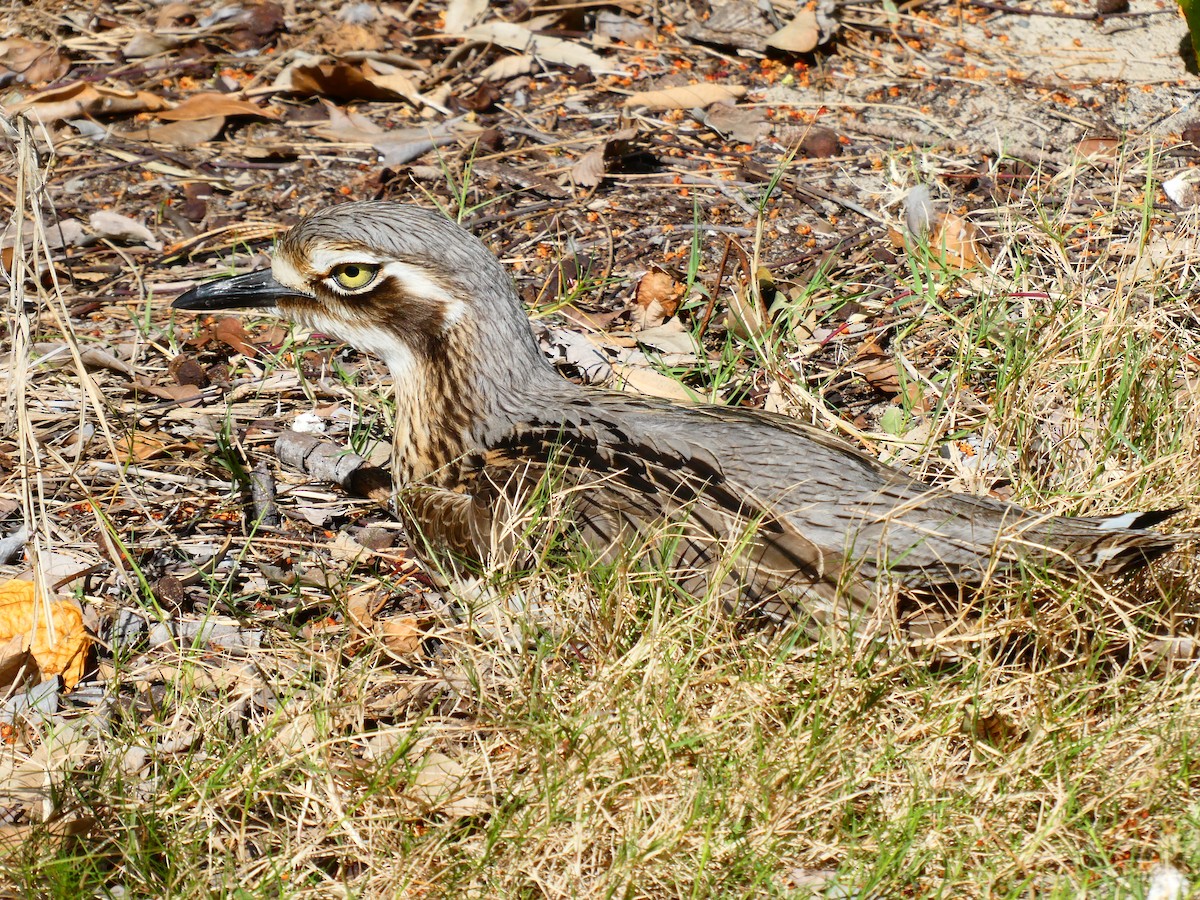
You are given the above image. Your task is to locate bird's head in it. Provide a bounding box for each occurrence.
[173,201,553,392]
[172,201,565,480]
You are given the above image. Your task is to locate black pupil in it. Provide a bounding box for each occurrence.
[343,266,360,278]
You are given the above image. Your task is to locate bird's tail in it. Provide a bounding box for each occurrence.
[1027,508,1183,577]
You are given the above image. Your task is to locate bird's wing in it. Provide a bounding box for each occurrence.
[454,414,877,627]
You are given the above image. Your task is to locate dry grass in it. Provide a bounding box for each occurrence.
[4,117,1200,900]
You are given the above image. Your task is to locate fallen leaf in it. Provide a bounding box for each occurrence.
[681,0,776,51]
[902,186,991,269]
[853,336,902,395]
[379,617,422,655]
[314,103,465,166]
[0,39,70,85]
[595,10,658,43]
[569,128,640,188]
[1076,136,1119,161]
[88,211,162,250]
[345,592,383,632]
[479,54,534,81]
[634,320,701,362]
[157,93,276,121]
[624,84,746,111]
[444,0,489,32]
[0,730,92,830]
[156,3,196,28]
[168,354,209,388]
[409,751,492,818]
[0,580,89,690]
[1163,173,1200,207]
[541,327,615,384]
[114,432,200,462]
[213,317,258,357]
[329,531,370,563]
[633,270,684,329]
[12,82,169,123]
[571,148,606,188]
[766,10,822,53]
[463,21,624,74]
[130,380,204,403]
[321,23,386,55]
[0,635,35,692]
[274,58,428,106]
[931,213,992,269]
[703,101,770,144]
[613,364,696,402]
[798,126,842,158]
[119,117,226,147]
[724,267,778,341]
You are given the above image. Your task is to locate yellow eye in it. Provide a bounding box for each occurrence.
[330,263,379,291]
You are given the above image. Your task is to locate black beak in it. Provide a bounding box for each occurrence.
[172,268,312,311]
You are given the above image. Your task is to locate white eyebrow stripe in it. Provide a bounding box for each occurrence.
[307,248,384,274]
[379,260,458,307]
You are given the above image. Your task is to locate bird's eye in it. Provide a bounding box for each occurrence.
[330,263,379,291]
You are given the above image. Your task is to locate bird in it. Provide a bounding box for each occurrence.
[172,200,1181,633]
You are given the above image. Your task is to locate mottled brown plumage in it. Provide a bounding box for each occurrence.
[174,201,1180,629]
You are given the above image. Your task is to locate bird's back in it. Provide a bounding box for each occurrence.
[460,386,1177,627]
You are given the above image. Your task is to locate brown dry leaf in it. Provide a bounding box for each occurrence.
[120,117,226,147]
[114,432,200,462]
[314,103,463,166]
[329,531,370,563]
[276,59,425,104]
[765,10,822,53]
[346,592,383,633]
[12,82,170,123]
[1076,136,1119,161]
[725,267,778,341]
[409,751,492,818]
[571,148,606,188]
[633,270,684,329]
[167,354,208,388]
[0,39,70,86]
[0,580,89,690]
[569,128,639,188]
[613,364,695,402]
[725,283,768,340]
[213,317,257,357]
[704,102,770,144]
[634,320,701,361]
[931,213,992,269]
[853,337,902,395]
[624,84,747,111]
[380,617,422,655]
[131,380,204,403]
[157,93,276,122]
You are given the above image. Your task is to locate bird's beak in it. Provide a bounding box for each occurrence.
[172,268,312,311]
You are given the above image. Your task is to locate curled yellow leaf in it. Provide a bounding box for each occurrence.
[0,580,89,690]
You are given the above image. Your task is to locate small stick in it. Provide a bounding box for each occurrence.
[274,431,394,506]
